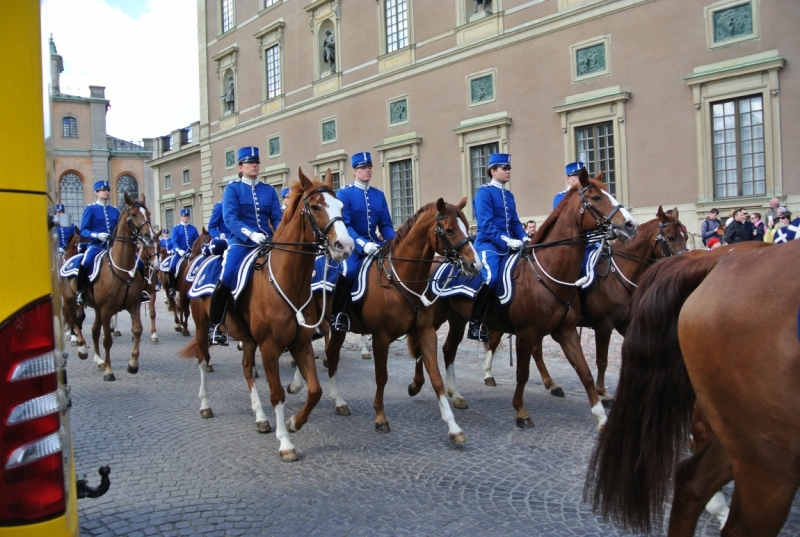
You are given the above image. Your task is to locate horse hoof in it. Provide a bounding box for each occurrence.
[375,422,390,434]
[113,330,122,337]
[207,364,214,373]
[449,431,467,444]
[200,408,214,419]
[335,405,350,416]
[150,337,159,344]
[601,398,614,409]
[77,351,88,360]
[453,397,468,410]
[255,421,271,433]
[174,326,182,332]
[407,384,419,397]
[103,373,116,382]
[322,358,328,369]
[182,331,191,337]
[551,387,565,398]
[286,383,301,395]
[279,449,298,462]
[126,364,139,375]
[361,353,371,360]
[484,377,497,387]
[516,417,534,429]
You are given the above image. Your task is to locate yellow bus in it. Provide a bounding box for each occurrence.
[0,3,83,536]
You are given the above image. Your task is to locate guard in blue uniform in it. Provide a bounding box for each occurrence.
[467,153,529,341]
[166,208,200,297]
[208,146,282,346]
[280,188,290,212]
[55,204,76,254]
[208,201,229,240]
[159,229,170,252]
[552,161,584,209]
[329,151,396,332]
[75,180,121,306]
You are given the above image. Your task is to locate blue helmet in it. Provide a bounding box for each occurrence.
[55,204,66,212]
[487,153,511,168]
[565,161,585,177]
[180,208,190,217]
[237,146,260,164]
[93,180,110,191]
[281,188,290,199]
[351,152,373,169]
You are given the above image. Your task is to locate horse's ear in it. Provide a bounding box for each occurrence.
[202,227,208,234]
[456,197,467,210]
[436,198,446,214]
[671,207,679,220]
[578,166,590,187]
[140,193,146,205]
[656,205,666,220]
[124,192,133,206]
[298,167,313,190]
[324,168,333,187]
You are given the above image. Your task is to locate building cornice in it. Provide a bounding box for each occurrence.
[147,144,201,167]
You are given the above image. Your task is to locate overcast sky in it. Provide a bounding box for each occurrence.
[47,0,199,143]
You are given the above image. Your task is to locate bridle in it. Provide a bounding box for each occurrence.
[299,186,343,253]
[654,219,688,257]
[577,182,624,232]
[434,211,474,271]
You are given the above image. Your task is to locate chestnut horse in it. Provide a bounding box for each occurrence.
[292,198,482,443]
[179,170,353,461]
[583,241,797,536]
[407,169,638,429]
[481,207,687,397]
[61,194,155,381]
[161,228,211,336]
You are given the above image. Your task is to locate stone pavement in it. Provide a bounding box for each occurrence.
[67,295,800,536]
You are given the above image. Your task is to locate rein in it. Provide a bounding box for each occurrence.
[104,204,154,304]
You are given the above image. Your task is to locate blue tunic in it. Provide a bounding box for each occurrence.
[208,201,230,240]
[57,223,76,250]
[170,223,200,254]
[473,180,526,289]
[79,201,121,267]
[552,189,569,210]
[337,181,396,281]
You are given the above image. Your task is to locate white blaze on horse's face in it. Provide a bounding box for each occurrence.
[321,192,353,261]
[601,190,638,239]
[457,217,482,274]
[139,207,155,244]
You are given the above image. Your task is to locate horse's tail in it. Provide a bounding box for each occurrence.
[584,253,721,533]
[178,339,199,360]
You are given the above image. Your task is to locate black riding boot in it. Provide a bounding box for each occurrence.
[167,272,177,298]
[208,281,231,346]
[467,284,493,342]
[329,275,352,332]
[75,265,90,307]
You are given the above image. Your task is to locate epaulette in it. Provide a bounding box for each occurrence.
[342,184,352,189]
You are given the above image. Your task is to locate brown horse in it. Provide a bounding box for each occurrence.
[291,198,482,443]
[61,193,155,381]
[61,229,87,346]
[407,169,638,429]
[139,235,161,343]
[583,241,798,536]
[179,170,353,461]
[481,207,687,397]
[160,228,211,336]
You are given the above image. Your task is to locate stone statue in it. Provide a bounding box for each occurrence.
[322,30,336,74]
[222,75,235,113]
[473,0,492,14]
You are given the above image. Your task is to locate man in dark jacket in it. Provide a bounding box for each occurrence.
[724,208,750,243]
[701,208,723,246]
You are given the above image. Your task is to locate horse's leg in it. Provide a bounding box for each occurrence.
[100,313,116,381]
[532,346,564,398]
[417,326,465,443]
[126,303,142,375]
[112,313,121,337]
[360,334,371,360]
[511,332,537,428]
[443,315,467,409]
[407,333,426,397]
[240,341,270,433]
[594,324,613,399]
[192,301,214,419]
[667,435,733,536]
[325,329,350,415]
[371,332,393,433]
[149,295,158,343]
[287,357,307,394]
[483,330,502,386]
[91,315,104,368]
[180,292,191,337]
[259,339,297,462]
[287,340,322,431]
[550,326,604,430]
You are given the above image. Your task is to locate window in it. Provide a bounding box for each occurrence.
[385,0,408,53]
[164,174,172,190]
[164,208,174,230]
[62,117,77,138]
[59,173,83,225]
[221,0,234,33]
[182,169,190,184]
[264,0,279,8]
[331,172,341,191]
[576,121,616,196]
[390,159,414,225]
[712,95,765,198]
[116,174,139,209]
[265,45,281,99]
[470,142,498,198]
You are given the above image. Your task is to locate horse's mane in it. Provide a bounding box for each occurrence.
[383,202,437,253]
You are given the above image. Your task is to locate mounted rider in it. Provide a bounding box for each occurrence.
[467,153,529,342]
[166,208,199,297]
[329,151,396,332]
[208,146,282,346]
[205,201,230,257]
[75,180,121,306]
[55,203,76,255]
[280,188,290,212]
[554,161,601,280]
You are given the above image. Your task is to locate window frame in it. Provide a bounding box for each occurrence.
[182,168,191,185]
[385,0,410,54]
[710,95,766,199]
[164,174,172,190]
[374,134,422,228]
[468,142,499,201]
[164,208,175,230]
[116,174,139,209]
[704,0,760,51]
[220,0,235,34]
[59,172,84,226]
[574,121,617,196]
[389,158,415,226]
[265,44,281,100]
[62,116,77,138]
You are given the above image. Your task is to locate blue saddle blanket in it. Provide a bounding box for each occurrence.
[310,254,372,304]
[185,255,207,283]
[159,254,187,275]
[59,252,106,282]
[580,242,604,289]
[187,248,261,300]
[433,252,520,305]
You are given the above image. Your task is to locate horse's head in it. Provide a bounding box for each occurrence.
[122,193,155,247]
[655,206,688,256]
[293,168,353,261]
[433,197,482,277]
[191,227,212,256]
[575,168,638,240]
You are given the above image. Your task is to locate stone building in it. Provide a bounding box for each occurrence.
[148,123,203,230]
[49,38,154,227]
[190,0,797,239]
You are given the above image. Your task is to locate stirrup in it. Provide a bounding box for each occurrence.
[467,321,489,342]
[75,292,86,307]
[167,287,175,298]
[330,312,350,333]
[208,325,229,346]
[141,291,150,302]
[312,329,325,341]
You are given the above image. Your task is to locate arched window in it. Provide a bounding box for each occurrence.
[59,173,83,225]
[62,117,77,138]
[116,174,139,209]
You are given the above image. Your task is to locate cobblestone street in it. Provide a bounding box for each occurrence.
[68,297,800,536]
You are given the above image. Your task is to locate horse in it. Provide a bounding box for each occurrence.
[61,193,155,381]
[406,168,638,429]
[139,234,161,343]
[583,241,797,536]
[179,169,353,462]
[291,197,482,443]
[160,228,211,336]
[480,207,687,397]
[61,229,86,346]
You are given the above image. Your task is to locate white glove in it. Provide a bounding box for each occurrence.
[522,236,531,243]
[97,232,110,242]
[363,242,380,255]
[250,232,268,245]
[58,247,65,255]
[219,233,226,240]
[504,238,524,250]
[176,249,186,257]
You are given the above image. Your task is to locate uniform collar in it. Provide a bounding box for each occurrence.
[241,176,256,186]
[490,179,506,190]
[94,200,109,207]
[354,180,370,191]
